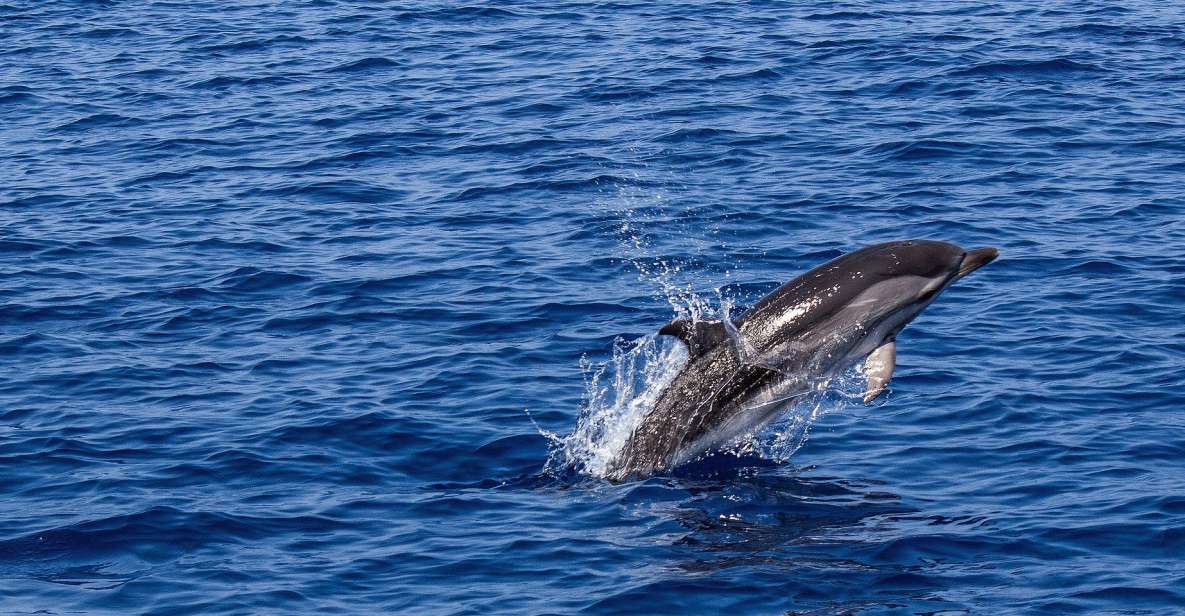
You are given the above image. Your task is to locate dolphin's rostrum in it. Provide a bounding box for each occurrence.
[606,240,998,482]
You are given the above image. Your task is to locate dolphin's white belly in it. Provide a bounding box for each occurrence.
[670,374,811,467]
[669,298,918,467]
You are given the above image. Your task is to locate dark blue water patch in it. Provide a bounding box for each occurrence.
[325,57,401,73]
[804,10,889,21]
[243,180,409,204]
[866,139,983,162]
[50,113,147,133]
[186,73,303,91]
[191,34,314,55]
[947,58,1107,79]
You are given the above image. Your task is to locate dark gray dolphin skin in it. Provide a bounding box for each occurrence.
[606,240,998,482]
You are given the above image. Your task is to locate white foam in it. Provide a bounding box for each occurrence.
[540,182,859,479]
[542,335,688,477]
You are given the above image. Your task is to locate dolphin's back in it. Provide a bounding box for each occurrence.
[739,241,956,349]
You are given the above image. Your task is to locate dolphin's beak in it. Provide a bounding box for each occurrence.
[957,247,999,278]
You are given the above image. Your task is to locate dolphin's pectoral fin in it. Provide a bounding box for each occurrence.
[863,340,896,404]
[658,319,730,358]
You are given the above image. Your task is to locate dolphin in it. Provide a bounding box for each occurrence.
[605,240,998,482]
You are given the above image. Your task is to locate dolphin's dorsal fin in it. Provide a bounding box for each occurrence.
[863,340,896,404]
[658,319,730,358]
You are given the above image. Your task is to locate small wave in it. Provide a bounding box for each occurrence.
[948,58,1105,78]
[1008,125,1081,138]
[78,27,143,39]
[0,333,82,359]
[499,101,566,118]
[116,68,179,82]
[249,180,408,204]
[528,301,641,320]
[394,6,521,22]
[803,10,884,21]
[187,74,299,90]
[655,127,744,143]
[577,84,658,103]
[120,168,215,187]
[51,113,145,133]
[449,137,578,156]
[714,67,783,84]
[867,139,975,161]
[215,267,312,293]
[0,239,47,254]
[194,34,311,54]
[178,238,291,253]
[0,91,41,105]
[0,301,107,324]
[450,175,645,202]
[1056,259,1131,276]
[695,54,739,65]
[806,37,877,49]
[0,506,346,572]
[1036,23,1148,39]
[326,57,400,73]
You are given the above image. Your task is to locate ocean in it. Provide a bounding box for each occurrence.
[2,1,1184,614]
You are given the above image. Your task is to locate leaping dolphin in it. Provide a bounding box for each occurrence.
[606,240,998,482]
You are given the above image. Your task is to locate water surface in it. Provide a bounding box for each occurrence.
[2,1,1184,614]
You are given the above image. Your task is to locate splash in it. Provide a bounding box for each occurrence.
[602,171,735,320]
[541,180,864,480]
[541,332,866,479]
[752,367,868,462]
[542,335,687,477]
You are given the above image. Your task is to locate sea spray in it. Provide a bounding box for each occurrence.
[542,335,688,477]
[541,179,861,478]
[541,330,864,478]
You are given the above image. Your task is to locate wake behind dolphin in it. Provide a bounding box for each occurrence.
[605,240,998,482]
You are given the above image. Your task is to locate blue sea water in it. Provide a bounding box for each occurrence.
[2,1,1185,614]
